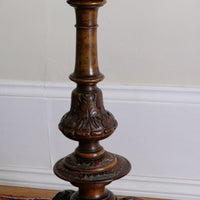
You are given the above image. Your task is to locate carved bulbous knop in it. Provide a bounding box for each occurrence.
[59,87,118,141]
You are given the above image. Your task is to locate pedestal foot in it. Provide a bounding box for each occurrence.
[53,190,75,200]
[53,190,144,200]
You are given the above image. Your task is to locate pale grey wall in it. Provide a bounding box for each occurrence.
[1,0,200,87]
[0,0,46,81]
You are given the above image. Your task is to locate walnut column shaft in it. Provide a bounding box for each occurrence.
[53,1,136,200]
[70,3,104,83]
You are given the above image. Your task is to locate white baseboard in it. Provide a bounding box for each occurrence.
[1,80,200,104]
[1,166,200,200]
[1,80,200,200]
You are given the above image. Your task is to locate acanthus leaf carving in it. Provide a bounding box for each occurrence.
[59,87,117,140]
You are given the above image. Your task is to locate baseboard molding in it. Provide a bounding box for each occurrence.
[0,166,200,200]
[1,80,200,104]
[1,80,200,200]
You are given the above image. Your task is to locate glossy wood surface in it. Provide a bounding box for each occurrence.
[53,0,141,200]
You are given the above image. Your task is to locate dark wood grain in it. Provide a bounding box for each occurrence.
[53,1,143,200]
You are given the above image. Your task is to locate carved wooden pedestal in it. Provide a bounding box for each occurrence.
[53,0,143,200]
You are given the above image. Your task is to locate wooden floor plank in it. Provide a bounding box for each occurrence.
[0,186,59,199]
[0,186,170,200]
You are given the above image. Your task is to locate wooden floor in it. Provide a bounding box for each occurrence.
[0,186,58,199]
[0,186,170,200]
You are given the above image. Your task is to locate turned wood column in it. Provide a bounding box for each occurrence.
[53,1,143,200]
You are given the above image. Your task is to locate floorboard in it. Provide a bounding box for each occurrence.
[0,186,170,200]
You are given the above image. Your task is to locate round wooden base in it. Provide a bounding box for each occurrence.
[52,190,144,200]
